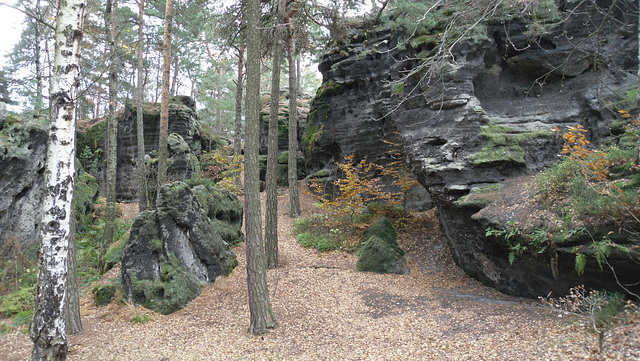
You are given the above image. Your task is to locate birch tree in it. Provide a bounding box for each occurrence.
[30,0,86,358]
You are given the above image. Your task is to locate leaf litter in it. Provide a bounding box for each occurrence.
[1,183,638,360]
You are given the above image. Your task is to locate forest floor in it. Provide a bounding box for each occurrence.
[1,184,639,360]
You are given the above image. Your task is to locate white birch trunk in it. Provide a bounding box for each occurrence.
[30,0,85,359]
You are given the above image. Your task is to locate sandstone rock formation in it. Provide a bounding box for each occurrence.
[0,122,47,252]
[121,182,238,314]
[306,2,638,297]
[77,96,202,201]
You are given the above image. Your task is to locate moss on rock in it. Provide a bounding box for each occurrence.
[129,253,203,315]
[469,124,553,167]
[356,235,409,275]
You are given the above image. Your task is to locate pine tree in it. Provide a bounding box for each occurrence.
[265,0,287,269]
[245,0,277,335]
[157,0,175,189]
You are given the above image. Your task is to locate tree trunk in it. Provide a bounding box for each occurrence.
[34,0,44,113]
[217,106,223,134]
[102,0,119,274]
[170,57,179,96]
[245,0,277,335]
[30,0,85,358]
[265,0,286,269]
[233,45,245,156]
[286,11,300,218]
[157,0,174,190]
[65,205,82,335]
[136,0,148,212]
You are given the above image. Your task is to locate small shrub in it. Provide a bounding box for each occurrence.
[12,310,31,326]
[540,286,634,353]
[94,285,117,306]
[130,313,153,324]
[309,154,395,228]
[486,222,554,274]
[293,215,326,235]
[0,322,12,335]
[0,284,36,316]
[296,232,338,252]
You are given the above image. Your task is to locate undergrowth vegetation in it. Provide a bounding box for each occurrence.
[540,285,638,353]
[485,112,640,282]
[533,121,640,277]
[296,152,415,253]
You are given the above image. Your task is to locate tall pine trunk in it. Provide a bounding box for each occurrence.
[34,0,44,113]
[157,0,174,189]
[233,45,245,157]
[246,0,277,335]
[286,10,300,217]
[136,0,148,211]
[30,0,85,358]
[265,0,286,268]
[102,0,119,273]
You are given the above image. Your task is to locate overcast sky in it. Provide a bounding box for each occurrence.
[0,5,24,67]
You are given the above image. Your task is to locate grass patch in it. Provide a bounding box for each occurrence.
[534,145,640,223]
[296,232,339,252]
[0,284,36,317]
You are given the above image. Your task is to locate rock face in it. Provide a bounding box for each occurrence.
[78,96,202,201]
[121,182,238,314]
[307,3,638,297]
[0,122,47,252]
[116,96,202,200]
[0,119,100,253]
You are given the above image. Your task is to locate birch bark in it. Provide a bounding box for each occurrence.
[30,0,85,359]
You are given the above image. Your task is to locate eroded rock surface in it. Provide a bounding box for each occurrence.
[307,3,638,297]
[0,124,47,252]
[121,182,238,314]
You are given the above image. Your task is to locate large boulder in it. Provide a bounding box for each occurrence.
[357,217,409,275]
[307,3,637,297]
[121,182,238,314]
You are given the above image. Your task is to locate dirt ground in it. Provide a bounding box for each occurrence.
[1,185,638,360]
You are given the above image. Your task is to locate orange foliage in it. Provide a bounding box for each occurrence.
[309,154,395,227]
[555,124,610,182]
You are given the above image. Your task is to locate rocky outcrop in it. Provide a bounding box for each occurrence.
[192,184,244,246]
[78,96,202,201]
[0,121,47,252]
[0,119,100,253]
[116,96,202,200]
[307,2,638,297]
[121,182,238,314]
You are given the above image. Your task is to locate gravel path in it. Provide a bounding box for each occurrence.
[1,185,638,360]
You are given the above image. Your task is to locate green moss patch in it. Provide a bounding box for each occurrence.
[469,124,552,167]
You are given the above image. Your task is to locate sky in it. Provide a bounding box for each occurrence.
[0,5,25,67]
